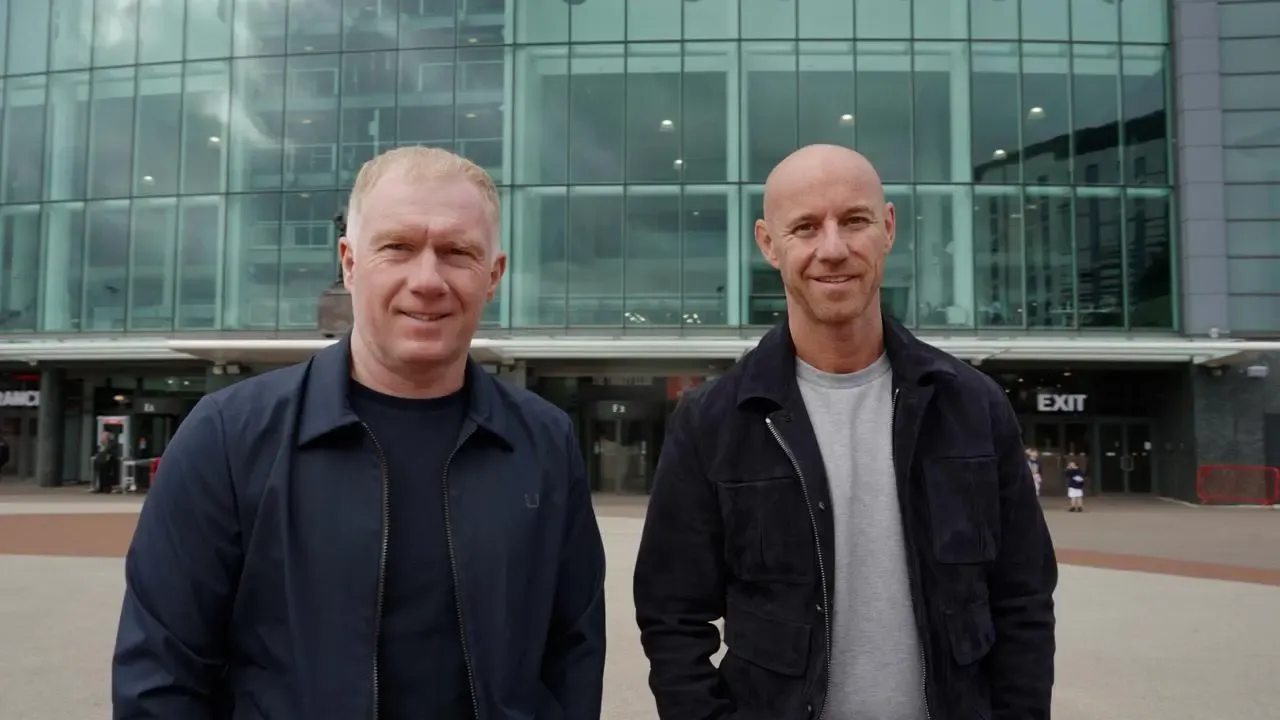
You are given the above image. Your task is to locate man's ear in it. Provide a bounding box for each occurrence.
[754,219,781,270]
[883,201,897,255]
[338,236,355,291]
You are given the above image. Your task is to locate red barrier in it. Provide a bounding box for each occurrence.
[1196,465,1280,506]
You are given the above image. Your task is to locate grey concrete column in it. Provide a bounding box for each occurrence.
[498,361,528,389]
[35,368,65,487]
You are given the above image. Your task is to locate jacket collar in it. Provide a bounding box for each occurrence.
[298,333,512,448]
[736,313,958,409]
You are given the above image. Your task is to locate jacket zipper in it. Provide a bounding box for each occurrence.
[442,426,482,720]
[764,417,830,720]
[362,423,391,720]
[889,389,932,720]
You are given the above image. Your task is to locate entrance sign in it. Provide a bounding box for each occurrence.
[1036,393,1086,413]
[0,390,39,408]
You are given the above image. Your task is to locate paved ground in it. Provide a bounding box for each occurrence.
[1,491,1277,719]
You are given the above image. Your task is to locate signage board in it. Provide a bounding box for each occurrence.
[0,390,39,408]
[1036,393,1086,413]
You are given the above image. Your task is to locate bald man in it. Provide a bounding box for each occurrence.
[634,145,1056,720]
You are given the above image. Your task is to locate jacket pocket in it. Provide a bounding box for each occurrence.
[724,597,812,677]
[716,477,815,583]
[945,597,997,666]
[922,456,999,564]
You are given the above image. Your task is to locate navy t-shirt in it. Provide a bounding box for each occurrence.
[1066,468,1086,490]
[349,380,473,720]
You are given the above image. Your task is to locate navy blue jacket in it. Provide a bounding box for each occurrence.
[112,336,607,720]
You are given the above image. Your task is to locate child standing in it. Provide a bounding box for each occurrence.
[1065,460,1086,512]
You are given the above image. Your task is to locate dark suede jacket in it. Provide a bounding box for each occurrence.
[634,318,1057,720]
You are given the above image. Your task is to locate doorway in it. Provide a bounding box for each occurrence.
[1026,419,1091,496]
[1097,421,1154,494]
[583,400,664,494]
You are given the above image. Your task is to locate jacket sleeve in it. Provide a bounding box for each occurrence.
[633,393,732,720]
[542,420,607,719]
[985,388,1058,719]
[112,395,242,719]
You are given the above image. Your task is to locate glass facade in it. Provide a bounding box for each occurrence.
[0,0,1176,337]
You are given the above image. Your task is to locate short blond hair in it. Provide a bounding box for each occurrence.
[346,146,501,250]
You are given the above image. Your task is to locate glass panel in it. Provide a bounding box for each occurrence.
[683,42,732,184]
[39,202,87,332]
[1075,188,1124,328]
[742,0,796,40]
[511,187,567,327]
[970,0,1019,41]
[0,0,7,76]
[1021,0,1068,42]
[1071,0,1118,43]
[287,0,342,54]
[1098,422,1125,493]
[1032,423,1064,495]
[88,68,137,200]
[914,41,964,184]
[516,0,568,44]
[798,42,856,151]
[915,0,968,40]
[1064,422,1091,493]
[1125,190,1173,329]
[1024,188,1075,328]
[224,193,283,330]
[456,45,507,182]
[94,0,139,67]
[1021,43,1071,186]
[3,77,47,204]
[915,186,974,328]
[482,185,509,328]
[461,0,508,47]
[683,0,736,40]
[1228,258,1280,295]
[128,198,178,331]
[884,186,915,326]
[186,0,233,60]
[1072,44,1121,186]
[683,186,732,326]
[397,47,456,155]
[1121,46,1169,186]
[513,46,568,185]
[398,0,455,48]
[229,56,286,192]
[138,0,184,64]
[855,0,909,39]
[799,0,854,40]
[744,41,797,184]
[7,2,49,76]
[570,44,626,184]
[743,185,782,325]
[84,200,132,331]
[1225,147,1280,184]
[567,187,625,326]
[628,44,683,184]
[181,61,231,195]
[1127,424,1153,494]
[1221,39,1280,75]
[974,186,1024,329]
[52,0,94,71]
[134,64,183,197]
[572,0,623,43]
[856,41,912,184]
[625,187,681,326]
[0,205,42,333]
[1220,1,1280,38]
[1121,0,1169,44]
[279,191,337,330]
[234,0,287,56]
[176,196,224,330]
[340,50,398,188]
[284,53,342,190]
[972,43,1021,185]
[343,0,397,50]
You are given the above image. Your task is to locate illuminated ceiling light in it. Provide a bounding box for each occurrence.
[208,136,221,144]
[659,119,675,132]
[992,148,1007,159]
[301,118,312,124]
[839,113,855,126]
[465,112,477,119]
[1027,106,1045,120]
[141,175,154,183]
[467,37,478,43]
[673,158,684,170]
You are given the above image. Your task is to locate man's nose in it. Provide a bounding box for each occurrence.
[813,221,850,262]
[406,251,448,294]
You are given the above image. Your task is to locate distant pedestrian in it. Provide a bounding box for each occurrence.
[1027,447,1043,497]
[1066,461,1086,512]
[91,431,120,494]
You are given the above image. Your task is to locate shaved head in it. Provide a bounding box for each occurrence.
[753,144,897,373]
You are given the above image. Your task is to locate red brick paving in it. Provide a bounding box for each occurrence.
[4,506,1280,588]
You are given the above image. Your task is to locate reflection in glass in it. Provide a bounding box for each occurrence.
[683,187,732,326]
[682,43,731,184]
[971,43,1021,184]
[570,45,626,185]
[1024,189,1075,328]
[916,186,974,328]
[340,51,398,187]
[280,191,338,329]
[0,206,41,332]
[914,42,964,184]
[224,193,283,330]
[1070,0,1119,44]
[176,196,225,330]
[883,187,915,326]
[1122,46,1169,186]
[7,2,49,76]
[627,45,682,184]
[799,0,854,40]
[288,0,342,54]
[229,57,286,192]
[856,42,911,184]
[182,61,232,195]
[970,0,1019,41]
[88,68,137,200]
[1075,189,1124,328]
[129,198,178,330]
[397,47,455,156]
[567,187,625,325]
[511,187,568,327]
[51,0,93,72]
[513,46,568,185]
[683,0,736,40]
[1021,0,1069,42]
[187,0,233,60]
[44,73,90,202]
[1125,191,1174,329]
[1072,44,1121,186]
[39,202,87,332]
[138,0,185,64]
[798,42,856,152]
[915,0,968,40]
[517,0,569,45]
[742,0,796,39]
[974,186,1024,328]
[135,64,183,198]
[1021,43,1071,186]
[3,77,47,204]
[343,0,397,50]
[234,0,287,57]
[84,200,132,331]
[284,54,341,190]
[744,42,797,183]
[625,187,681,326]
[400,0,460,49]
[856,0,909,39]
[455,46,507,182]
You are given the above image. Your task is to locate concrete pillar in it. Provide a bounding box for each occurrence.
[497,361,528,389]
[35,368,65,487]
